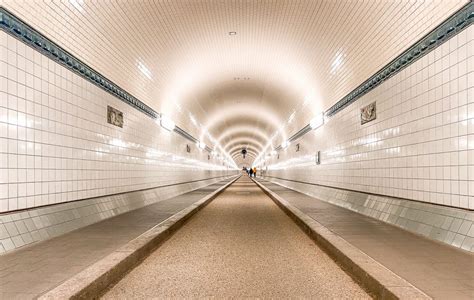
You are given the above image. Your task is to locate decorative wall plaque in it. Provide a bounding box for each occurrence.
[186,144,191,153]
[107,106,123,128]
[315,151,321,165]
[360,102,376,124]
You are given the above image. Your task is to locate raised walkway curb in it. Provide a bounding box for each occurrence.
[252,178,430,300]
[38,175,240,300]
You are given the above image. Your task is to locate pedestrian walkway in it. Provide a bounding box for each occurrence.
[104,176,369,299]
[0,178,235,299]
[256,179,474,300]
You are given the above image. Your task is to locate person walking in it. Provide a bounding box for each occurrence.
[252,167,257,178]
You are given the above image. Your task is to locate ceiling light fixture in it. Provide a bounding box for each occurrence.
[160,115,175,131]
[288,111,296,124]
[69,0,84,11]
[229,31,237,35]
[137,61,152,79]
[309,113,324,129]
[190,115,197,126]
[197,141,206,150]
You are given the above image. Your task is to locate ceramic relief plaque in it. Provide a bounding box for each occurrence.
[107,106,123,128]
[360,102,376,125]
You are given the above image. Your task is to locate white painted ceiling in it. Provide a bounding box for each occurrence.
[3,0,468,166]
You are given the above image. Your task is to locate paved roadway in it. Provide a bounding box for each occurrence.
[104,176,369,298]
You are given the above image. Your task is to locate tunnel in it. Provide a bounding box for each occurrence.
[0,1,473,299]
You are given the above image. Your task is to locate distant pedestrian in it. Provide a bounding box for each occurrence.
[252,167,257,178]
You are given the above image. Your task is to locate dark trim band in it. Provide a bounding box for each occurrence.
[0,7,158,119]
[326,2,473,117]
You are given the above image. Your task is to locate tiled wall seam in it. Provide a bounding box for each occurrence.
[0,7,157,118]
[0,175,237,254]
[263,177,474,252]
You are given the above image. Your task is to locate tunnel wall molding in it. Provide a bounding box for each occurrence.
[0,175,237,254]
[325,2,474,117]
[263,7,474,216]
[0,6,157,118]
[271,2,474,152]
[0,7,223,159]
[0,15,238,216]
[262,176,474,252]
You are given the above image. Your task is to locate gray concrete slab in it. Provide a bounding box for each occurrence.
[104,176,369,299]
[0,179,234,300]
[258,179,474,300]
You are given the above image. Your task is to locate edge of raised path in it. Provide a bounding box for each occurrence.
[38,175,241,300]
[252,178,430,300]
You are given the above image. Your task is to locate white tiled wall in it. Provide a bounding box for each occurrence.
[0,31,236,213]
[264,25,474,210]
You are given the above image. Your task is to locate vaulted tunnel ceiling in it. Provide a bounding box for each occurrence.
[3,0,468,167]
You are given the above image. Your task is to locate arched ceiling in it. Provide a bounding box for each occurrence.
[4,0,467,165]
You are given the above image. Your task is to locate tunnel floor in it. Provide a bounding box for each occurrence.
[103,176,369,298]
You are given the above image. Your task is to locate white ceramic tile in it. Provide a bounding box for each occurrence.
[264,24,474,209]
[0,31,236,213]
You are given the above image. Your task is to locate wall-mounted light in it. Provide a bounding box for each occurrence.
[197,141,206,150]
[309,113,324,129]
[190,114,197,126]
[160,115,175,131]
[69,0,84,12]
[288,111,296,124]
[282,140,290,149]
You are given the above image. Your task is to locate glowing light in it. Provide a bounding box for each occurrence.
[282,140,290,149]
[160,115,175,131]
[69,0,84,11]
[137,61,152,79]
[288,111,296,124]
[309,113,324,129]
[197,141,206,150]
[110,138,127,148]
[330,50,345,75]
[190,115,198,126]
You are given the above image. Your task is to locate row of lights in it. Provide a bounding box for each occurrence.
[161,105,324,169]
[159,114,237,168]
[253,112,325,167]
[160,114,207,149]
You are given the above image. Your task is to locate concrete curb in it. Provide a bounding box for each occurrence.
[252,178,430,300]
[38,175,241,300]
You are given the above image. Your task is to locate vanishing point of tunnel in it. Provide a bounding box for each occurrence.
[0,1,473,299]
